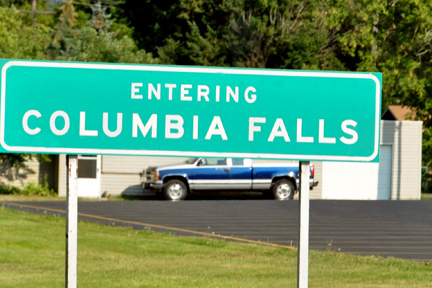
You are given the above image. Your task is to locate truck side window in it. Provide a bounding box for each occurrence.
[201,158,226,166]
[232,158,244,166]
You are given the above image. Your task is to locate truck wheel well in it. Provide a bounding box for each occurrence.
[271,176,297,191]
[163,176,190,191]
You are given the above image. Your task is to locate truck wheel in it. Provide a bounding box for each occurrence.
[272,179,295,200]
[164,180,188,201]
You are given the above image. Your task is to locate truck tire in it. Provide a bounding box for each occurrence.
[164,180,188,201]
[272,179,295,200]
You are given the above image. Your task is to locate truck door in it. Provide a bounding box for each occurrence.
[189,158,231,190]
[229,158,252,189]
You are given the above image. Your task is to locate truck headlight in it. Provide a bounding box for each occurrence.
[155,171,159,181]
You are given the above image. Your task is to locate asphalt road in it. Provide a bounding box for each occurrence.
[3,198,432,261]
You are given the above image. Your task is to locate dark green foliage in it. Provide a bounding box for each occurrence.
[0,182,55,196]
[0,185,20,195]
[0,0,28,7]
[0,154,35,167]
[49,0,80,59]
[87,1,113,34]
[422,171,432,193]
[118,0,344,68]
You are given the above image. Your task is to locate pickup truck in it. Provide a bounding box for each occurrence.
[142,158,318,201]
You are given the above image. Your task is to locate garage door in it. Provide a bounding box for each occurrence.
[322,145,392,200]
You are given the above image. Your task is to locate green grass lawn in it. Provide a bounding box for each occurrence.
[1,205,431,288]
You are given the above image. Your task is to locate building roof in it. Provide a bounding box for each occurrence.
[382,105,417,121]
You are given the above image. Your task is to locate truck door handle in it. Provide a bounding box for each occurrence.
[224,168,230,172]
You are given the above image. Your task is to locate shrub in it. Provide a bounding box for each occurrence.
[0,183,56,196]
[0,185,21,195]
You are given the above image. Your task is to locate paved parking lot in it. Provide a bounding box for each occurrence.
[3,199,432,261]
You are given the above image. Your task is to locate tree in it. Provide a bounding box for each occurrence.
[222,0,344,69]
[0,6,51,60]
[87,0,113,34]
[324,0,432,165]
[49,0,80,59]
[73,27,156,64]
[118,0,343,68]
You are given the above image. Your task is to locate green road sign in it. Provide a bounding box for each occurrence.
[0,59,381,161]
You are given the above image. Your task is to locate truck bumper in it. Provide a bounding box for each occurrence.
[310,180,319,189]
[295,179,319,190]
[144,180,164,191]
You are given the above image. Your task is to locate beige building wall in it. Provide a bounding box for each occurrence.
[320,120,422,200]
[0,155,57,191]
[310,161,323,199]
[381,120,423,200]
[57,154,67,197]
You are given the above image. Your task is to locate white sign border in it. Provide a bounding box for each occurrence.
[0,60,381,162]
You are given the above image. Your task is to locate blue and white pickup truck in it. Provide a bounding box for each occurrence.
[142,158,318,201]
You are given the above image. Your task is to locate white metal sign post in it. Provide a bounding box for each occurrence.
[66,155,78,288]
[298,161,310,288]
